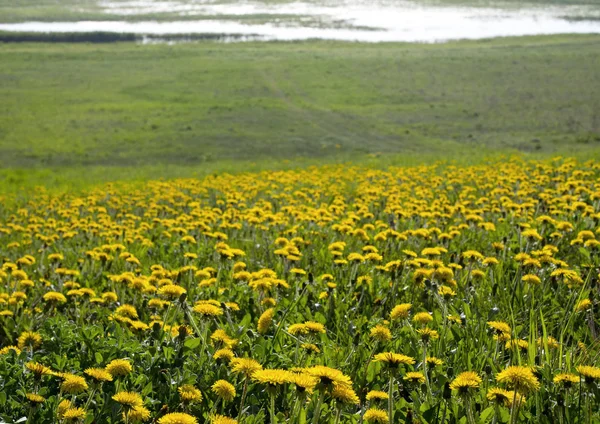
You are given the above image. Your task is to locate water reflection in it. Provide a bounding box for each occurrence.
[1,1,599,42]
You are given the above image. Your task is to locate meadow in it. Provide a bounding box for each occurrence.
[1,36,600,170]
[1,0,600,419]
[1,157,600,424]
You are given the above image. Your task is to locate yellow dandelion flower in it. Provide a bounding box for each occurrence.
[450,371,482,394]
[291,373,318,393]
[213,348,235,362]
[157,284,186,300]
[106,359,133,377]
[124,405,151,423]
[57,399,72,418]
[496,366,540,393]
[553,373,579,388]
[306,365,353,387]
[211,380,236,401]
[366,390,389,401]
[211,415,238,424]
[412,312,433,325]
[257,308,274,334]
[577,365,600,383]
[230,358,263,377]
[373,352,415,367]
[61,375,88,394]
[417,328,439,343]
[62,407,87,421]
[487,321,511,335]
[17,331,42,350]
[370,324,392,342]
[158,412,198,424]
[84,368,113,382]
[575,299,592,312]
[331,384,359,404]
[404,372,426,384]
[486,387,512,406]
[113,391,143,408]
[0,346,21,355]
[364,408,389,423]
[193,303,223,317]
[26,393,45,404]
[43,291,67,303]
[178,384,202,403]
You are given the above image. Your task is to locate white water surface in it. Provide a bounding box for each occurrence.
[1,1,600,42]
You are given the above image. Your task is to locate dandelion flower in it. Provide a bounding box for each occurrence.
[373,352,415,368]
[158,284,186,300]
[417,328,439,343]
[178,385,202,403]
[366,390,389,401]
[553,373,579,388]
[450,371,482,394]
[257,308,274,334]
[26,393,45,404]
[211,415,237,424]
[158,412,198,424]
[57,399,72,418]
[211,380,236,401]
[252,369,294,386]
[112,391,143,408]
[496,366,540,393]
[26,362,53,377]
[84,368,113,382]
[214,348,235,362]
[306,365,353,388]
[390,303,412,320]
[487,387,512,406]
[291,373,318,393]
[370,325,392,342]
[194,303,223,317]
[230,358,262,377]
[576,365,600,383]
[17,331,42,350]
[0,345,21,355]
[404,372,426,384]
[62,407,87,422]
[124,406,151,423]
[61,375,88,394]
[487,321,511,335]
[331,384,360,404]
[43,291,67,303]
[575,299,592,312]
[106,359,133,377]
[364,408,389,423]
[413,312,433,325]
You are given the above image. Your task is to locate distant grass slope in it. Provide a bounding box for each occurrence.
[0,35,599,169]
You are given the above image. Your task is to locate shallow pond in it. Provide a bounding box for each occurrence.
[1,0,600,42]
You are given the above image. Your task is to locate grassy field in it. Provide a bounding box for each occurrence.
[1,35,599,173]
[2,157,600,424]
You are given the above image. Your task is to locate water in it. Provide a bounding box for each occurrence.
[1,0,600,42]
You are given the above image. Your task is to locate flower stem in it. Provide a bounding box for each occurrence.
[311,391,324,424]
[388,374,394,424]
[270,389,277,424]
[334,406,342,424]
[237,377,249,423]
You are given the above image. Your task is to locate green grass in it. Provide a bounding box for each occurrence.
[1,35,599,172]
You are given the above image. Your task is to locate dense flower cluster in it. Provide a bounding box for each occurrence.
[0,157,599,423]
